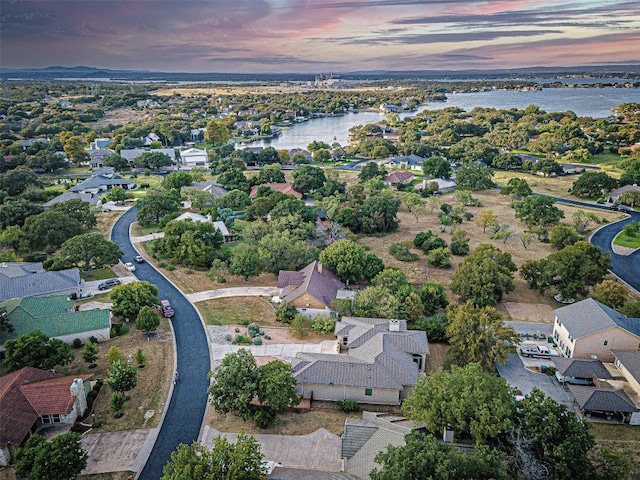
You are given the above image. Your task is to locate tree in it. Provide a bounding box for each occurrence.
[136,305,161,338]
[253,163,285,185]
[57,233,122,271]
[161,436,265,480]
[137,188,181,225]
[518,388,595,480]
[619,189,640,207]
[51,198,98,231]
[293,165,326,194]
[106,360,138,397]
[134,151,173,169]
[371,433,508,480]
[513,195,564,227]
[455,163,494,190]
[319,239,367,283]
[500,177,532,199]
[229,243,262,280]
[403,363,515,442]
[420,282,449,315]
[474,209,497,233]
[359,196,400,234]
[549,224,581,250]
[205,119,232,146]
[154,219,223,268]
[15,432,88,480]
[0,166,39,196]
[363,253,385,280]
[359,162,387,182]
[82,340,98,367]
[0,199,43,228]
[110,281,160,320]
[594,280,629,309]
[532,157,564,177]
[426,247,452,268]
[620,159,640,187]
[61,134,90,165]
[570,171,618,198]
[23,210,83,251]
[208,349,258,416]
[163,171,193,190]
[105,186,127,202]
[217,167,250,192]
[451,244,517,307]
[446,302,520,371]
[107,346,124,364]
[256,360,301,411]
[135,348,146,367]
[103,153,129,171]
[2,330,74,372]
[422,156,451,179]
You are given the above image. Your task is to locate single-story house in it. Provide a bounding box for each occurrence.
[421,178,457,194]
[142,132,161,146]
[383,155,425,171]
[120,148,176,165]
[90,138,112,150]
[342,412,426,480]
[607,185,640,203]
[288,148,312,161]
[87,148,115,169]
[552,298,640,362]
[551,358,612,385]
[277,261,344,316]
[383,171,414,187]
[182,180,228,198]
[90,167,116,178]
[179,147,208,167]
[171,212,237,242]
[43,191,102,210]
[292,317,429,405]
[68,175,134,194]
[0,262,81,303]
[568,384,638,422]
[190,128,206,142]
[250,183,303,200]
[0,367,92,466]
[0,295,111,348]
[612,350,640,396]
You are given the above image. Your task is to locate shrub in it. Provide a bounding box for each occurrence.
[427,247,453,268]
[291,315,312,339]
[275,303,298,324]
[546,366,557,376]
[72,338,82,349]
[22,251,47,262]
[463,212,474,221]
[110,392,125,415]
[337,399,360,412]
[224,334,232,342]
[450,240,470,256]
[389,242,419,262]
[234,327,240,333]
[415,312,449,343]
[158,261,167,268]
[232,334,252,345]
[239,318,250,326]
[89,336,98,344]
[253,337,263,346]
[165,264,175,271]
[247,323,260,337]
[414,230,447,253]
[311,314,336,335]
[264,335,271,340]
[253,406,276,428]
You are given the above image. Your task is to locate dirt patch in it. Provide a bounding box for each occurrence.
[197,296,277,326]
[220,324,331,345]
[424,342,451,374]
[502,302,556,324]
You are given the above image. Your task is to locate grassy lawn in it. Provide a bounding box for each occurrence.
[587,152,626,167]
[76,292,112,305]
[613,231,640,249]
[132,175,163,189]
[131,221,162,237]
[197,296,276,326]
[81,267,118,281]
[590,423,640,479]
[93,211,125,238]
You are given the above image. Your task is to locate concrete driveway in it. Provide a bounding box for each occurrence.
[81,429,152,475]
[187,287,278,303]
[201,427,342,472]
[82,276,137,296]
[211,339,337,364]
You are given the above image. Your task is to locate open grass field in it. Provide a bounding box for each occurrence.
[198,296,276,326]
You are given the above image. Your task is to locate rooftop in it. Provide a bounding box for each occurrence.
[554,298,640,339]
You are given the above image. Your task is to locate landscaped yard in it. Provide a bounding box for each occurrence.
[80,267,119,281]
[613,231,640,249]
[197,296,276,326]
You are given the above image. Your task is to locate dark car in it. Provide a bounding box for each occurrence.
[98,278,121,290]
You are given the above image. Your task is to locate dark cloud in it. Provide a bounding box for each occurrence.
[340,29,562,45]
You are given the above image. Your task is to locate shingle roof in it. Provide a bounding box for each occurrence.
[0,265,80,302]
[69,175,133,192]
[183,179,228,198]
[551,358,612,379]
[554,298,640,339]
[0,262,44,278]
[278,261,344,307]
[269,468,359,480]
[383,171,414,184]
[20,375,92,416]
[43,192,100,208]
[120,148,176,161]
[611,350,640,385]
[249,183,302,199]
[568,385,638,413]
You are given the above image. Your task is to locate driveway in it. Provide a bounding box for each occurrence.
[111,208,212,480]
[210,338,337,364]
[187,287,278,303]
[81,429,152,475]
[201,427,342,472]
[82,276,137,296]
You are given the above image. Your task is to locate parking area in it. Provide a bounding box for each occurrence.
[81,275,137,297]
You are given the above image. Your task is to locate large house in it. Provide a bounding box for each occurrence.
[383,171,414,188]
[179,147,208,167]
[607,184,640,203]
[120,148,176,165]
[68,175,133,194]
[171,212,237,242]
[552,298,640,362]
[182,179,228,198]
[612,350,640,396]
[43,191,102,210]
[0,262,81,302]
[382,154,425,172]
[0,295,111,349]
[277,261,344,316]
[250,183,303,200]
[292,317,429,405]
[0,367,92,465]
[421,178,457,194]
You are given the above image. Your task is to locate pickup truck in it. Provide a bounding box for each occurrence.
[519,345,559,358]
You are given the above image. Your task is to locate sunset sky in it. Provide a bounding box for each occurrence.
[1,0,639,73]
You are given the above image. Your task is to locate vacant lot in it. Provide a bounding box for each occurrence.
[198,296,276,326]
[590,423,640,480]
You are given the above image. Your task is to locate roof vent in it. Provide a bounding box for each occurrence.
[591,355,598,360]
[389,320,400,332]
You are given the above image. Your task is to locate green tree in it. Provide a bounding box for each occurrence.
[549,224,581,250]
[257,360,301,411]
[136,305,161,339]
[359,196,400,233]
[319,239,367,283]
[205,119,232,146]
[371,433,508,480]
[594,280,629,309]
[0,199,43,228]
[570,171,618,198]
[358,162,387,182]
[103,153,129,171]
[105,186,127,202]
[50,198,97,230]
[253,163,285,185]
[420,282,449,315]
[532,157,564,177]
[403,363,515,442]
[229,243,262,280]
[110,281,160,320]
[2,330,74,372]
[451,244,517,307]
[106,360,138,396]
[23,210,83,251]
[208,349,258,417]
[107,346,124,364]
[446,302,520,371]
[133,151,173,169]
[135,348,146,367]
[161,436,265,480]
[57,233,122,272]
[15,432,88,480]
[163,171,193,190]
[137,188,181,225]
[422,156,451,179]
[257,231,318,275]
[500,177,532,199]
[0,225,26,251]
[455,163,495,190]
[513,195,564,228]
[474,209,497,233]
[293,165,326,194]
[426,247,452,268]
[363,253,385,280]
[0,166,39,196]
[217,167,250,192]
[82,340,99,367]
[61,134,90,165]
[619,189,640,207]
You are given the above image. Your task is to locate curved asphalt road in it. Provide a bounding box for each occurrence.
[111,208,211,480]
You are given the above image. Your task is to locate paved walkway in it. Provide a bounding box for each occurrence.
[201,427,342,472]
[130,231,164,243]
[187,287,278,303]
[81,430,152,475]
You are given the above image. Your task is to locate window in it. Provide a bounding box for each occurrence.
[365,388,373,396]
[41,414,61,425]
[603,340,609,346]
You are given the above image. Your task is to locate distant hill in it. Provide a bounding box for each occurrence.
[1,65,640,82]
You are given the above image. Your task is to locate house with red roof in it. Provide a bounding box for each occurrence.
[383,171,414,188]
[277,261,344,316]
[249,183,302,200]
[0,367,92,465]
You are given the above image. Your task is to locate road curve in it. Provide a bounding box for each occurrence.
[111,208,211,480]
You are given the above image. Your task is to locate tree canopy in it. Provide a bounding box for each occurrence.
[106,360,138,396]
[319,239,367,283]
[2,329,74,372]
[110,281,160,320]
[15,432,88,480]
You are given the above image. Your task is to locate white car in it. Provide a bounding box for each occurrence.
[124,262,136,272]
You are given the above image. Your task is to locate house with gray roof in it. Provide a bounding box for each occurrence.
[120,148,176,165]
[612,350,640,397]
[382,154,425,172]
[87,148,115,169]
[551,358,612,385]
[292,317,429,405]
[182,179,228,198]
[552,298,640,362]
[43,191,102,210]
[0,262,81,302]
[607,184,640,203]
[68,175,133,194]
[277,261,344,316]
[568,384,637,422]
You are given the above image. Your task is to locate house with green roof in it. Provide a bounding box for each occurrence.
[0,295,111,349]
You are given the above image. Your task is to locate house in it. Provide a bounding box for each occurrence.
[142,132,161,146]
[0,262,81,302]
[342,412,426,480]
[383,155,425,171]
[568,384,638,422]
[0,367,92,465]
[182,179,228,198]
[87,148,115,169]
[612,350,640,396]
[0,295,111,348]
[551,358,612,385]
[68,175,134,194]
[552,298,640,362]
[288,148,312,162]
[277,261,344,316]
[43,191,102,210]
[292,317,429,405]
[383,171,414,187]
[179,147,209,167]
[120,148,176,165]
[607,185,640,203]
[250,183,303,200]
[421,178,457,194]
[171,213,237,242]
[90,138,112,150]
[90,167,116,178]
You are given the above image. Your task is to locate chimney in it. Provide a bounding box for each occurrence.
[443,424,454,443]
[389,320,400,332]
[316,262,323,274]
[70,378,88,416]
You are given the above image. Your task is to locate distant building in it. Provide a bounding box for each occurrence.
[179,147,209,167]
[249,183,302,200]
[68,175,133,194]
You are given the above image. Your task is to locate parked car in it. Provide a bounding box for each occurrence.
[134,255,145,264]
[124,262,136,272]
[161,299,174,318]
[520,345,559,358]
[98,278,121,290]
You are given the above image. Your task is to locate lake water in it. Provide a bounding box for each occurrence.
[249,87,640,150]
